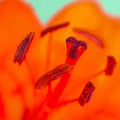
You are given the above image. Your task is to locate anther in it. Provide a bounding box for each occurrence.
[41,22,70,37]
[72,27,104,47]
[35,64,73,89]
[104,56,116,75]
[78,81,95,106]
[14,32,34,65]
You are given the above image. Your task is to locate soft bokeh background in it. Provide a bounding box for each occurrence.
[28,0,120,24]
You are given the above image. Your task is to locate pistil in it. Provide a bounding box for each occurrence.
[47,37,87,108]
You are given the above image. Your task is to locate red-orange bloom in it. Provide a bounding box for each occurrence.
[0,0,120,120]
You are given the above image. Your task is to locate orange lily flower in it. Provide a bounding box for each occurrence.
[0,0,120,120]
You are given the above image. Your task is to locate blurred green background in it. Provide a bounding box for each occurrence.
[28,0,120,24]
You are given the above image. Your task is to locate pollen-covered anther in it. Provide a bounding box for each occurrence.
[66,37,87,65]
[14,32,34,65]
[40,22,70,37]
[104,56,116,75]
[72,27,104,47]
[34,64,73,89]
[78,81,95,106]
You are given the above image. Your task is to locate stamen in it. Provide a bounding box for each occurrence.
[66,37,87,65]
[34,64,73,89]
[78,81,95,106]
[72,27,104,47]
[104,56,116,75]
[40,22,70,37]
[14,32,34,65]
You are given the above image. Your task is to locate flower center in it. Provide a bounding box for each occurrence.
[13,29,117,120]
